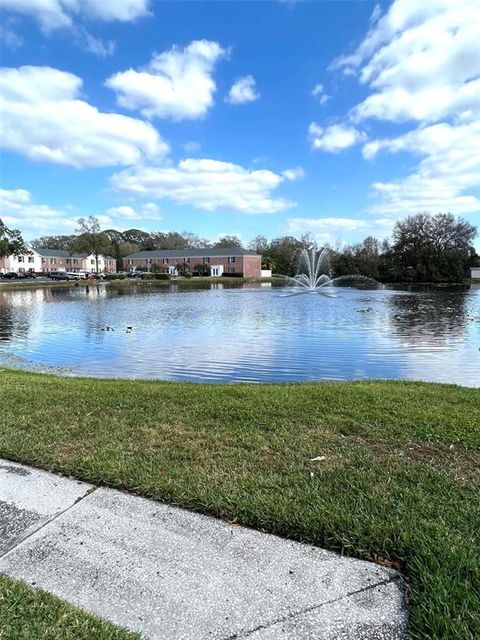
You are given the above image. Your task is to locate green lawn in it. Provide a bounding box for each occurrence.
[0,574,139,640]
[0,369,479,639]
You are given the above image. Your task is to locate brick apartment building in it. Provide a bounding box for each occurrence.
[124,248,262,277]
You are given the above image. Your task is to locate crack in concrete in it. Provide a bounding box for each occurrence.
[0,486,97,561]
[223,574,402,640]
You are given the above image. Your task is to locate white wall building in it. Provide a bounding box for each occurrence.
[1,248,116,274]
[0,248,42,274]
[471,267,480,280]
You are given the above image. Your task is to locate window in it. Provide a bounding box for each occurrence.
[184,258,190,264]
[51,258,56,265]
[17,256,24,262]
[163,258,169,265]
[28,256,34,263]
[91,259,95,265]
[203,257,210,264]
[228,256,236,263]
[228,267,235,273]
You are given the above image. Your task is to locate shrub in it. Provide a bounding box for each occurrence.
[104,273,125,281]
[141,273,156,280]
[195,264,211,277]
[154,273,170,280]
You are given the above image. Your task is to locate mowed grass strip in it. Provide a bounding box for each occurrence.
[0,574,139,640]
[0,369,479,639]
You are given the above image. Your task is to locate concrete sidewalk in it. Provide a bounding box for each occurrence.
[0,459,407,639]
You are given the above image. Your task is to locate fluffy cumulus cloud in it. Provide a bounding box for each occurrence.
[0,187,76,237]
[365,121,480,215]
[0,65,168,168]
[332,0,480,125]
[320,0,480,219]
[0,0,151,31]
[107,202,163,221]
[110,159,297,214]
[226,75,260,104]
[106,40,227,120]
[309,123,366,152]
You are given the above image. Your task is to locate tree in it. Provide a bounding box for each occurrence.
[268,236,304,276]
[248,235,270,254]
[74,216,110,273]
[195,263,211,276]
[214,235,243,248]
[390,213,477,281]
[0,219,28,257]
[30,235,75,251]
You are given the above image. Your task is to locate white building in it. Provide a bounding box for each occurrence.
[0,248,42,274]
[471,267,480,280]
[1,248,116,274]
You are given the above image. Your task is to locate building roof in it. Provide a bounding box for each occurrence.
[35,248,70,258]
[125,248,260,259]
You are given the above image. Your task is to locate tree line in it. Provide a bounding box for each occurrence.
[1,212,478,282]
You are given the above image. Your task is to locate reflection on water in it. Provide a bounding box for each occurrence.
[0,283,478,386]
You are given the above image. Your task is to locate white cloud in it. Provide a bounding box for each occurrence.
[285,216,392,244]
[0,187,76,238]
[325,0,480,220]
[0,0,151,31]
[282,167,305,181]
[107,202,163,221]
[311,84,330,105]
[365,121,480,216]
[110,158,296,214]
[0,65,168,168]
[106,40,227,120]
[77,29,115,58]
[332,0,480,124]
[226,75,260,105]
[309,122,366,152]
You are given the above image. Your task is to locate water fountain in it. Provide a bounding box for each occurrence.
[280,247,381,297]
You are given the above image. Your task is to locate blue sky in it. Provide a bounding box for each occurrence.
[1,0,479,248]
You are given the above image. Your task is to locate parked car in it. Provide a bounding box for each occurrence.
[2,272,21,279]
[49,272,73,280]
[67,272,87,280]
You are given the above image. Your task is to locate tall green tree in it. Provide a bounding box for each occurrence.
[0,219,28,257]
[390,213,476,281]
[214,235,243,248]
[30,235,75,251]
[74,216,111,273]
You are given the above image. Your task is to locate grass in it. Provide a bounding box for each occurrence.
[0,574,139,640]
[0,369,479,639]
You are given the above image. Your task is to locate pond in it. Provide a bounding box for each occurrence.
[0,282,479,386]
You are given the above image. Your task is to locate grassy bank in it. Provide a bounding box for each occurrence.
[0,370,479,639]
[0,574,138,639]
[0,276,283,293]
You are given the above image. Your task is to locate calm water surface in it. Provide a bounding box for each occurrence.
[0,283,479,386]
